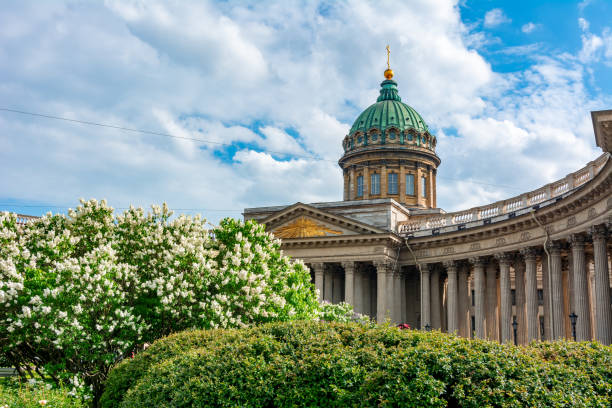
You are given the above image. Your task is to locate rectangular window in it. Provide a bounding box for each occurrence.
[387,173,398,194]
[370,173,380,195]
[421,176,427,198]
[356,175,364,197]
[406,174,415,196]
[511,289,516,306]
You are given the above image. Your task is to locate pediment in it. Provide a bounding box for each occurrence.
[262,202,386,238]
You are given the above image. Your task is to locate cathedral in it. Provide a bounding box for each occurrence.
[244,61,612,345]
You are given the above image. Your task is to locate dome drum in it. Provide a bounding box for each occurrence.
[342,127,436,154]
[339,73,440,209]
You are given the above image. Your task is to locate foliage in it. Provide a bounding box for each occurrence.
[0,378,84,408]
[102,321,612,408]
[319,301,370,324]
[0,200,323,403]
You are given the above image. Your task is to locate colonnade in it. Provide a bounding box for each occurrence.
[308,224,612,345]
[420,225,611,345]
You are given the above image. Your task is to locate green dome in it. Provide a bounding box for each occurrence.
[349,79,429,135]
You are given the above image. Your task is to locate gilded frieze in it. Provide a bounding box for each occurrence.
[273,216,343,238]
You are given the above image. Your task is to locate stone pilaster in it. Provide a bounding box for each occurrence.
[496,253,513,343]
[591,225,612,345]
[430,267,441,329]
[470,257,487,339]
[457,263,470,338]
[486,261,499,341]
[342,261,355,308]
[444,261,458,334]
[547,241,565,340]
[311,263,325,303]
[514,256,527,345]
[521,247,539,342]
[420,264,431,329]
[362,269,372,317]
[571,234,592,341]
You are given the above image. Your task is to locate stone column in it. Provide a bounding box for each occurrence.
[430,267,441,329]
[541,254,551,341]
[591,225,612,345]
[362,269,372,317]
[522,247,539,342]
[342,261,355,308]
[324,266,334,302]
[400,270,407,323]
[375,261,387,323]
[353,267,364,314]
[332,268,343,304]
[458,263,470,338]
[420,264,431,329]
[496,253,513,343]
[547,242,565,340]
[470,257,487,339]
[393,270,402,324]
[514,257,527,345]
[444,261,458,334]
[386,265,395,323]
[571,234,592,341]
[486,261,499,341]
[312,263,325,302]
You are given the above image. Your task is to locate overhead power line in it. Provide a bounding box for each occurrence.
[0,107,522,190]
[0,203,243,213]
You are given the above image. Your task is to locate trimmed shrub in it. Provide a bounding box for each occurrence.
[102,321,612,408]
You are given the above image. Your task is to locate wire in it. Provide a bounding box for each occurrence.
[0,203,243,212]
[0,106,524,191]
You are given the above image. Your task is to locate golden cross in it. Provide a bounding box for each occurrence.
[386,45,390,69]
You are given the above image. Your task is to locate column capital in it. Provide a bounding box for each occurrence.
[519,247,539,260]
[545,240,563,254]
[310,262,325,273]
[341,261,356,272]
[443,260,458,273]
[570,233,587,248]
[590,224,609,242]
[468,256,487,267]
[494,252,513,265]
[420,263,431,275]
[373,260,394,274]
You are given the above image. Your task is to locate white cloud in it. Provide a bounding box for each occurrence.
[521,22,538,33]
[0,0,608,222]
[484,8,511,28]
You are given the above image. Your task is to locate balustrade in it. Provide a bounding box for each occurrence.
[398,153,609,235]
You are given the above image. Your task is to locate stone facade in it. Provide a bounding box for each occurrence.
[244,73,612,345]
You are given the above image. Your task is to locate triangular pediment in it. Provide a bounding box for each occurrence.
[262,202,386,238]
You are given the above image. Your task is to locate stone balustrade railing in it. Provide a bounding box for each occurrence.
[15,214,39,226]
[398,153,609,235]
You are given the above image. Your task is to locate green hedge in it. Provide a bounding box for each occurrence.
[102,321,612,408]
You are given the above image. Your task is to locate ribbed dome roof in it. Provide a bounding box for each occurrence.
[349,79,429,135]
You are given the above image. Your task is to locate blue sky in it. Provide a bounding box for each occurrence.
[1,0,611,223]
